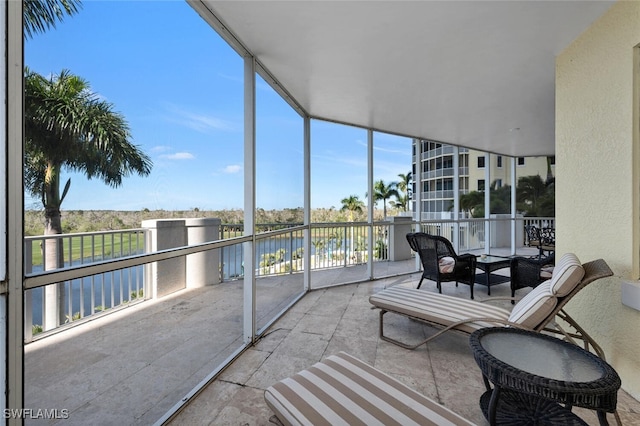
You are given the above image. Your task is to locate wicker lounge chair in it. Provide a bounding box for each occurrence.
[406,232,477,297]
[369,254,613,359]
[264,351,475,426]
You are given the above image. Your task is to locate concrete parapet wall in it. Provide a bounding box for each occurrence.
[142,218,221,298]
[388,216,413,261]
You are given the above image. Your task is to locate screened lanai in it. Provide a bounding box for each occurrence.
[3,1,640,425]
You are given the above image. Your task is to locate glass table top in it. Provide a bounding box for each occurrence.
[476,255,511,264]
[481,332,603,382]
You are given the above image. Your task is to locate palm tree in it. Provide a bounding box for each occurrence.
[545,156,555,185]
[24,0,82,39]
[25,68,152,327]
[458,191,484,218]
[516,175,547,216]
[340,195,365,260]
[393,171,412,212]
[373,179,399,218]
[340,195,365,222]
[25,68,152,238]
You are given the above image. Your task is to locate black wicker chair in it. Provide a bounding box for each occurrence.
[406,232,477,298]
[510,253,555,302]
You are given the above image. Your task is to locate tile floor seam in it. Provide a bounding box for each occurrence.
[320,290,355,360]
[424,335,443,406]
[218,378,248,387]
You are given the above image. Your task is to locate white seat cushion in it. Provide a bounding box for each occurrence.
[540,266,554,279]
[439,256,455,273]
[549,253,584,297]
[508,281,557,328]
[369,286,511,334]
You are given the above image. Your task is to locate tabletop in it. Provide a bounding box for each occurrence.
[476,255,511,265]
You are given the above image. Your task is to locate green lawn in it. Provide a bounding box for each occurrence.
[28,233,144,268]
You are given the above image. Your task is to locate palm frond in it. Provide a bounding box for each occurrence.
[23,0,82,39]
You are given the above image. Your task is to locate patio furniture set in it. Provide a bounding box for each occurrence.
[407,232,555,300]
[263,233,622,425]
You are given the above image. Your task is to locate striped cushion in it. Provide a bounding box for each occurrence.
[369,286,511,334]
[264,351,475,426]
[549,253,584,297]
[508,281,557,328]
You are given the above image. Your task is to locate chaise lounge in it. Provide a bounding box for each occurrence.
[264,351,476,426]
[369,253,613,359]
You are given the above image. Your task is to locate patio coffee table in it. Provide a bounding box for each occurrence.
[475,255,511,295]
[469,327,621,426]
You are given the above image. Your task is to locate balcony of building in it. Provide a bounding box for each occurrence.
[23,245,640,425]
[22,217,581,425]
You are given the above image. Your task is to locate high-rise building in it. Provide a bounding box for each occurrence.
[413,140,554,220]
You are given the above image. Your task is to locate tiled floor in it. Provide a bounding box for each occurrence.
[169,273,640,425]
[22,259,416,425]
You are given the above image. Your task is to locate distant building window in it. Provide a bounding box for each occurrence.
[517,157,525,166]
[495,179,502,188]
[478,179,485,191]
[478,156,485,168]
[497,156,503,168]
[549,156,556,165]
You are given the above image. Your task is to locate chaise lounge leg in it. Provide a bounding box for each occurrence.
[378,310,430,350]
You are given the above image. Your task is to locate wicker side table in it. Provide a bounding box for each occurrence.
[469,328,621,425]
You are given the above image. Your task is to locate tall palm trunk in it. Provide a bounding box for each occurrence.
[43,161,66,329]
[546,156,554,184]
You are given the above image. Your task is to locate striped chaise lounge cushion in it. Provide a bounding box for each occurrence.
[368,286,512,334]
[264,351,475,426]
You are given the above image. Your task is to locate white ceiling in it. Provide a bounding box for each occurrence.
[196,1,614,157]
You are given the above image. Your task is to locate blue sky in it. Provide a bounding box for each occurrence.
[25,1,412,211]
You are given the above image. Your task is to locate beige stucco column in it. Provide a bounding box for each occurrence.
[142,219,187,298]
[388,216,413,261]
[185,218,221,288]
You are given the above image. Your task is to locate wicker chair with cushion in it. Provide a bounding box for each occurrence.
[510,253,555,302]
[406,232,477,298]
[369,254,613,360]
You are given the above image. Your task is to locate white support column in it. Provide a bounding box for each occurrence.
[6,1,24,422]
[243,55,256,345]
[303,116,311,292]
[0,1,7,420]
[484,153,491,254]
[510,156,517,255]
[367,129,374,279]
[452,146,460,252]
[413,139,422,271]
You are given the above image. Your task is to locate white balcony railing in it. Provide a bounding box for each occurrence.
[23,216,552,342]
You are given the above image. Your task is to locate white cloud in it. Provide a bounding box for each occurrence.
[222,164,242,174]
[163,103,235,133]
[160,152,195,160]
[151,145,172,153]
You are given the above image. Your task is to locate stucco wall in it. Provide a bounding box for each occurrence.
[556,1,640,399]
